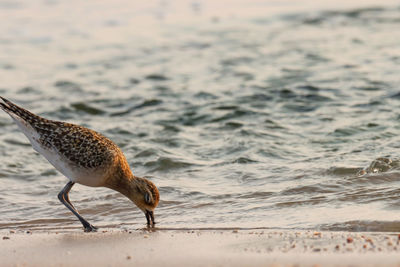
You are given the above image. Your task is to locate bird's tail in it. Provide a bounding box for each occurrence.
[0,96,11,112]
[0,96,41,126]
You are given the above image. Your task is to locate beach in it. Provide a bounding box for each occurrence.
[1,229,400,267]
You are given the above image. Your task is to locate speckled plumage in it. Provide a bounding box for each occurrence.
[0,97,118,170]
[38,121,118,169]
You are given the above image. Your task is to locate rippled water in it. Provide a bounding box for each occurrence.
[1,0,400,232]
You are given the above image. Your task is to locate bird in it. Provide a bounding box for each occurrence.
[0,97,159,232]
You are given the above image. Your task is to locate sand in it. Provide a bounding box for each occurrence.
[1,229,400,267]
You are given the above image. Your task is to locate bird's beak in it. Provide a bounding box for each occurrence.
[145,210,155,227]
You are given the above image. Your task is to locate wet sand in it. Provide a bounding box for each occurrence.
[1,229,400,267]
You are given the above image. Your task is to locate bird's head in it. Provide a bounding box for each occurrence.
[129,177,160,226]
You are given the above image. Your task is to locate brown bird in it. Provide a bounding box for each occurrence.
[0,97,159,232]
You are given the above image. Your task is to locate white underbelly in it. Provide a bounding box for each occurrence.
[39,147,107,187]
[48,152,106,187]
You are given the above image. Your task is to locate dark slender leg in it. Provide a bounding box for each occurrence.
[58,181,97,232]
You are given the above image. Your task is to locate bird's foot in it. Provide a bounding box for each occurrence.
[146,221,157,230]
[83,224,98,232]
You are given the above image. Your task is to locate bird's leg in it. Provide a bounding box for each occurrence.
[58,181,97,232]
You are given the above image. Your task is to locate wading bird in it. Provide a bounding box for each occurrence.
[0,97,159,232]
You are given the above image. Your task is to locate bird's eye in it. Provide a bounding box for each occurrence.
[144,192,152,204]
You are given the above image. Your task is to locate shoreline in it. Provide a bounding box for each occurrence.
[1,229,400,267]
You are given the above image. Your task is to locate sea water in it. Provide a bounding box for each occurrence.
[1,0,400,232]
